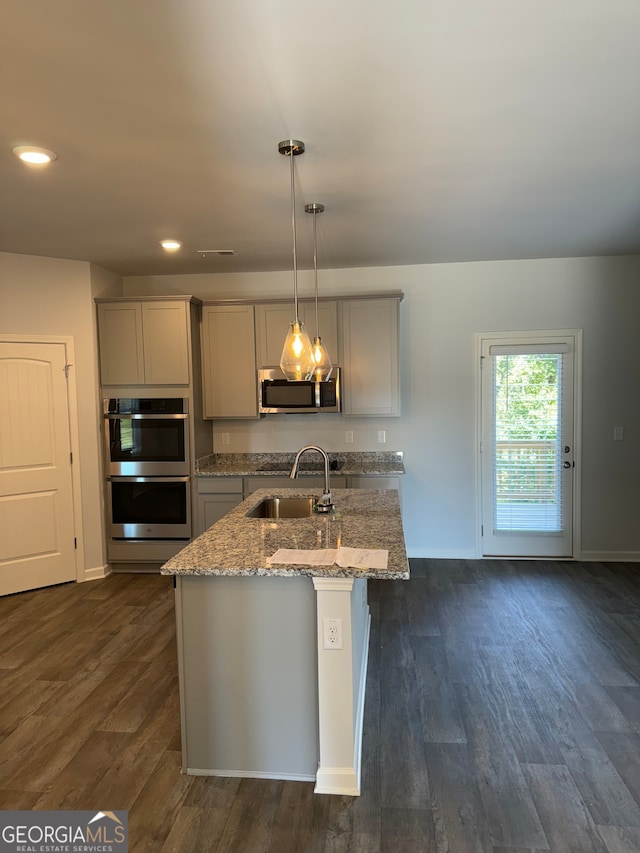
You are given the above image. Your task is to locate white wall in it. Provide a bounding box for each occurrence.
[126,254,640,560]
[0,251,122,576]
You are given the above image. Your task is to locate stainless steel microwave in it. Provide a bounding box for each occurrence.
[258,368,341,414]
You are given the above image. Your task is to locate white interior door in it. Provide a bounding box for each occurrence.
[0,341,76,595]
[480,334,577,558]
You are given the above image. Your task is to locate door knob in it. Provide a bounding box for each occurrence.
[562,461,571,469]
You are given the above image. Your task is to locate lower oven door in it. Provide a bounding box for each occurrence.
[107,476,191,539]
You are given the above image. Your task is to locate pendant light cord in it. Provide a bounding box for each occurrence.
[312,210,319,339]
[290,152,299,323]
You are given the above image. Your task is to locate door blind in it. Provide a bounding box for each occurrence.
[492,351,564,533]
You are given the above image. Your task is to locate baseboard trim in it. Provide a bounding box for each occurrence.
[79,564,111,582]
[314,766,360,796]
[185,768,316,782]
[580,551,640,563]
[408,550,640,564]
[407,548,478,560]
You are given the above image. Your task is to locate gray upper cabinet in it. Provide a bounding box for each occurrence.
[341,297,401,416]
[255,304,292,368]
[255,301,339,368]
[97,298,192,386]
[97,302,144,385]
[202,304,258,419]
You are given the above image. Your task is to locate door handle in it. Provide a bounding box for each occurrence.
[562,461,572,469]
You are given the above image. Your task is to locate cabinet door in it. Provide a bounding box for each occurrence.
[256,302,339,369]
[142,301,190,385]
[255,304,293,367]
[348,476,400,490]
[341,298,400,416]
[197,494,243,536]
[97,303,145,385]
[202,305,257,418]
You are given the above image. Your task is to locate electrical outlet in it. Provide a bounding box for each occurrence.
[221,433,230,445]
[378,430,386,444]
[345,431,354,444]
[323,617,343,650]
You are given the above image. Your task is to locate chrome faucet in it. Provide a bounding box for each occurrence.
[290,445,334,513]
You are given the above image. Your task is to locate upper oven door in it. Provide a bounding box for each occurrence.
[104,404,189,475]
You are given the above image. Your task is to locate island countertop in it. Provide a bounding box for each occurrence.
[162,487,409,580]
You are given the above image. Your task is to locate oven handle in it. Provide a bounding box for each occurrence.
[104,413,188,420]
[107,475,191,483]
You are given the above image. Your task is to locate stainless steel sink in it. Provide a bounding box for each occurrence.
[245,496,315,518]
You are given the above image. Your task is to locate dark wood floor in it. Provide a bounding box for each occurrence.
[1,559,639,852]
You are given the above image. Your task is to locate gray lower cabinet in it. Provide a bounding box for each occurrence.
[196,478,243,536]
[347,475,400,490]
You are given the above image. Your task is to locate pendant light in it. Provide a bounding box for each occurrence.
[304,202,333,381]
[278,139,315,381]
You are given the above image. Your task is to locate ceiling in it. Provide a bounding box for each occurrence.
[2,0,640,277]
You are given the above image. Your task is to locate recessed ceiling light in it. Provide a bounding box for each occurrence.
[13,146,58,165]
[160,239,183,251]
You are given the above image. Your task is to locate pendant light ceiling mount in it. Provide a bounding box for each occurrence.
[278,139,305,157]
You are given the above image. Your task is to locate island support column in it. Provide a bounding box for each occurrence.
[312,577,371,796]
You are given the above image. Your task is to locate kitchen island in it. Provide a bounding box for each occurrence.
[162,487,409,796]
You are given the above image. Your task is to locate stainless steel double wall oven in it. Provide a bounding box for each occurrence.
[104,397,191,542]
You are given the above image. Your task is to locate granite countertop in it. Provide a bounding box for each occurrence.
[162,487,409,580]
[195,451,404,477]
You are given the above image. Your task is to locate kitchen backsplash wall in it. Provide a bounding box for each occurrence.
[209,415,401,455]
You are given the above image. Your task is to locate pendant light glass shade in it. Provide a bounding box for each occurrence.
[305,202,333,381]
[280,320,314,381]
[311,336,332,381]
[278,139,315,381]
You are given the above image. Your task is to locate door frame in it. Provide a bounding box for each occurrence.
[0,333,85,582]
[474,329,583,560]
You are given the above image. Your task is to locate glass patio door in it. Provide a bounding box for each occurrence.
[480,335,576,557]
